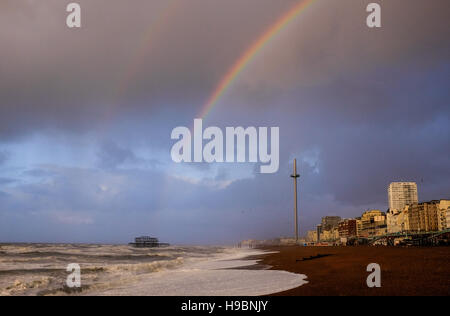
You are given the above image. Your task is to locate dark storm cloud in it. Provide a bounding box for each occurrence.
[1,0,448,138]
[0,0,297,139]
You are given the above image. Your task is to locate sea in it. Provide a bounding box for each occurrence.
[0,243,308,296]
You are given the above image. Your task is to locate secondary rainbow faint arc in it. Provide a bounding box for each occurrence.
[199,0,316,119]
[116,0,180,99]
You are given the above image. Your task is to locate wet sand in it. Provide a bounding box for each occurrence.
[259,246,450,296]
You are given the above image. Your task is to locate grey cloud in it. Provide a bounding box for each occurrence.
[1,0,449,139]
[0,0,297,139]
[0,151,10,165]
[96,141,137,170]
[0,177,16,185]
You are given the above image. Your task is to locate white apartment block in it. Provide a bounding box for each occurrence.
[388,182,418,211]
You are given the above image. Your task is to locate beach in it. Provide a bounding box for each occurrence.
[259,246,450,296]
[2,243,448,296]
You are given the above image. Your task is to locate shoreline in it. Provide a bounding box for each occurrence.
[257,245,450,296]
[81,247,308,296]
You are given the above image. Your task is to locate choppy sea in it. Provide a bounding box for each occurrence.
[0,243,308,296]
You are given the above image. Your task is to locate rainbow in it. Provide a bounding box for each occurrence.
[199,0,316,119]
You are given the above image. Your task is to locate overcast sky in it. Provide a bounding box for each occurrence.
[0,0,449,244]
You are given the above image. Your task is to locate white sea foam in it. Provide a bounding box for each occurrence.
[88,249,308,296]
[0,276,52,296]
[103,257,185,273]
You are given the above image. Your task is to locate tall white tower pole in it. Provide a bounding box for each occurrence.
[291,159,300,243]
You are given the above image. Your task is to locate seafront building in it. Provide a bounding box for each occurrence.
[386,182,418,234]
[408,200,450,232]
[316,216,341,242]
[338,219,357,238]
[321,216,341,230]
[387,208,401,233]
[388,182,418,212]
[338,219,357,245]
[386,200,449,234]
[445,208,450,229]
[316,224,322,242]
[320,228,339,241]
[355,217,362,237]
[438,200,450,230]
[387,207,410,233]
[306,230,318,242]
[360,210,387,237]
[305,182,448,245]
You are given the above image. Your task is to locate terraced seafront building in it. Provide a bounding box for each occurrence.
[338,219,357,239]
[438,200,450,230]
[408,200,450,232]
[360,210,387,237]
